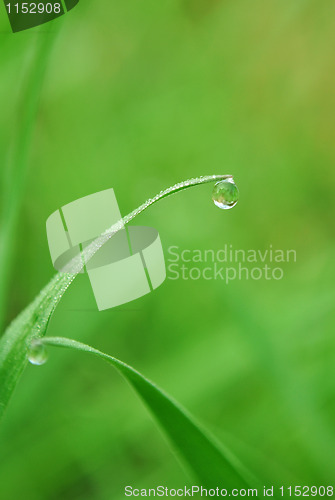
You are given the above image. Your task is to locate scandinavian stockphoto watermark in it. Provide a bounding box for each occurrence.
[167,245,296,282]
[46,188,295,311]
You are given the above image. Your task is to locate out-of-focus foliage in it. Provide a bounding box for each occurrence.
[0,1,335,499]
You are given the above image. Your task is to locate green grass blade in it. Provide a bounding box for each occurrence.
[0,175,230,420]
[42,336,252,490]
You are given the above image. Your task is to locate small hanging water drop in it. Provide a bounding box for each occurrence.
[212,178,239,210]
[28,341,48,366]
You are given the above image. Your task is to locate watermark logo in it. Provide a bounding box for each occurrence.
[46,189,166,310]
[167,245,296,282]
[3,0,80,33]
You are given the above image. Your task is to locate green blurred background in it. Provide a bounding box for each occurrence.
[1,1,335,498]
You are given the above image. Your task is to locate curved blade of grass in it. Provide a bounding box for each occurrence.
[0,175,231,420]
[41,336,252,490]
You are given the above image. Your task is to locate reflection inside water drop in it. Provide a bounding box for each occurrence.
[28,342,48,366]
[212,178,239,210]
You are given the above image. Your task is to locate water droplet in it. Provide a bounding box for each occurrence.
[28,341,48,366]
[212,178,239,210]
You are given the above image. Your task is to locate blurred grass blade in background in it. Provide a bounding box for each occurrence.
[0,30,57,332]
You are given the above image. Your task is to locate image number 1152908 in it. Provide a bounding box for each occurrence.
[5,2,61,14]
[3,0,80,32]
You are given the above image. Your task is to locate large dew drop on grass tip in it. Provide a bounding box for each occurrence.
[212,178,239,210]
[28,342,48,366]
